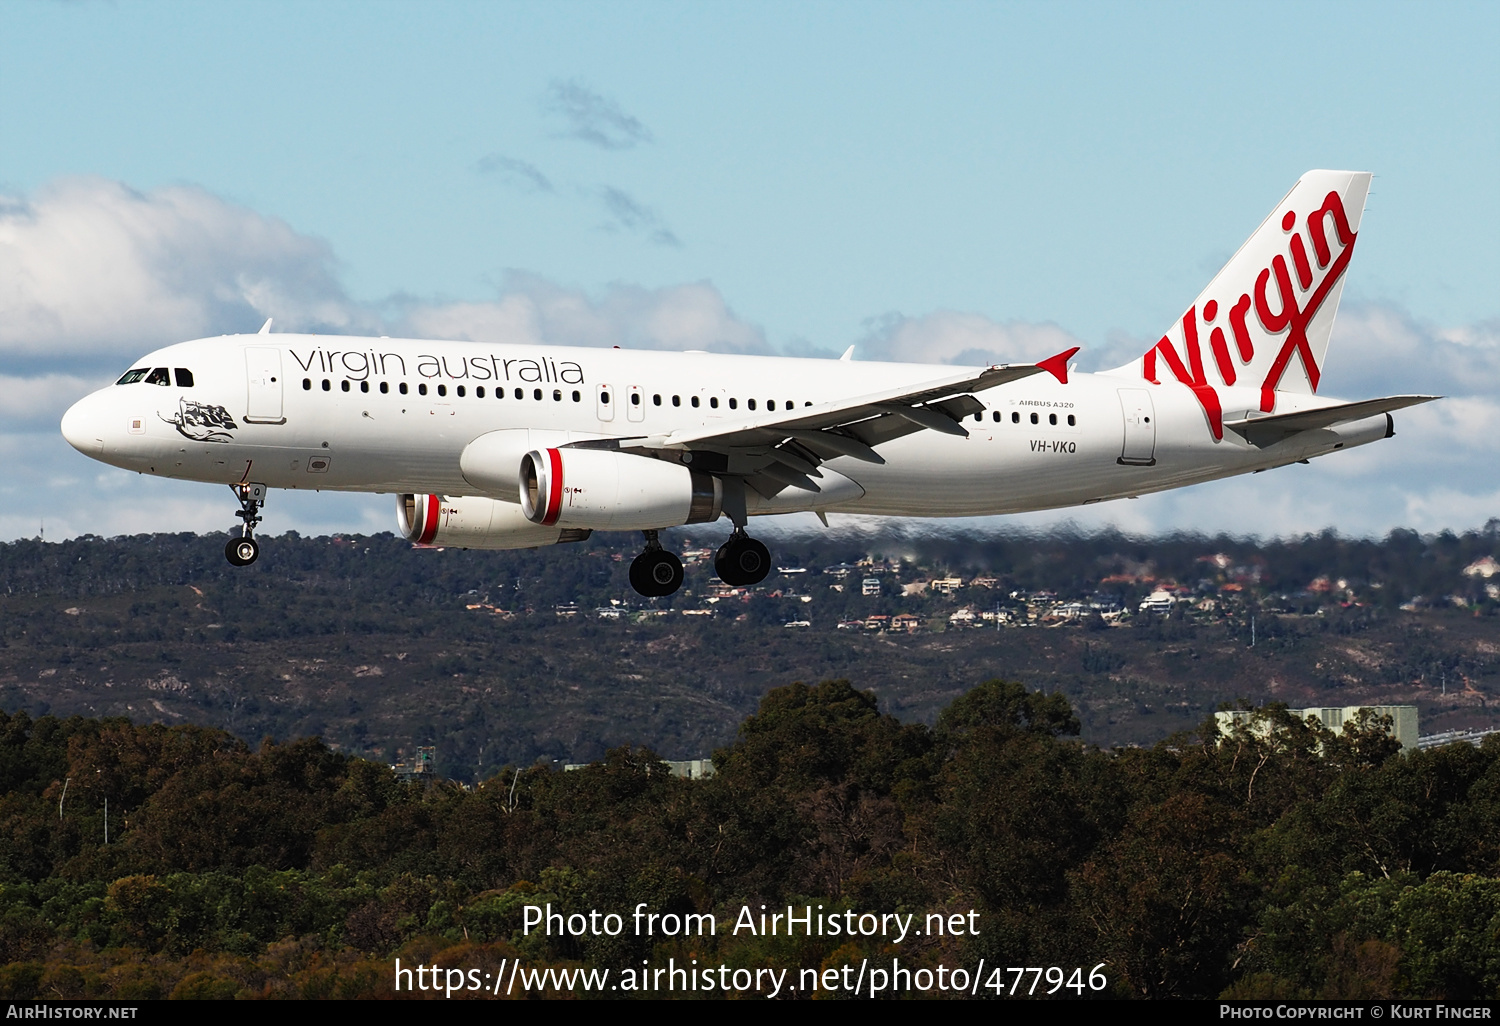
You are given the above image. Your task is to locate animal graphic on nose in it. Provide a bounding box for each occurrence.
[160,399,239,442]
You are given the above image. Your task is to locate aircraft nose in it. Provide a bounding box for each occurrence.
[60,396,106,455]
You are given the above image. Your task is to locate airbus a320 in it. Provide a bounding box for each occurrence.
[61,171,1435,596]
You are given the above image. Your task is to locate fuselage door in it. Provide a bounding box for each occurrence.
[1117,388,1156,466]
[245,347,286,424]
[626,384,645,423]
[596,383,614,422]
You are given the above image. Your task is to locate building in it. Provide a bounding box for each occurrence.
[862,577,881,596]
[393,746,436,782]
[1138,591,1175,613]
[1215,706,1419,751]
[564,758,717,780]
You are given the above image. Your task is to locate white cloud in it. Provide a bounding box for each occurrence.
[0,177,369,362]
[1323,303,1500,399]
[0,374,109,429]
[855,310,1088,366]
[398,277,770,354]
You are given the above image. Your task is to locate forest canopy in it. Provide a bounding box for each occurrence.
[2,681,1499,1000]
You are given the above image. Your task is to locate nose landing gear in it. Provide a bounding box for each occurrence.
[225,482,267,567]
[715,528,770,587]
[629,530,684,597]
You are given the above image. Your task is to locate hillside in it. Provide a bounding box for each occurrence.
[1,525,1496,778]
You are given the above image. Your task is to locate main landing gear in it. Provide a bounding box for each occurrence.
[225,482,267,567]
[625,526,772,598]
[715,528,771,587]
[629,530,684,597]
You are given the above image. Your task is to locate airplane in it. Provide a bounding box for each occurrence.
[61,170,1436,597]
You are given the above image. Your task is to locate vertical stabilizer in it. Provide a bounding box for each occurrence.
[1108,171,1371,438]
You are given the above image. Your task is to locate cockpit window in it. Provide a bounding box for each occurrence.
[145,368,171,386]
[174,368,194,387]
[116,368,149,385]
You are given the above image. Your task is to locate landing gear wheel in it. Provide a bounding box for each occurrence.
[715,530,771,587]
[630,548,684,598]
[225,535,259,567]
[225,482,267,568]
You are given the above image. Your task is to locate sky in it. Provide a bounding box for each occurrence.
[1,0,1496,544]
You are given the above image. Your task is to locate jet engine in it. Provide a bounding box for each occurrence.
[397,493,591,549]
[519,448,722,531]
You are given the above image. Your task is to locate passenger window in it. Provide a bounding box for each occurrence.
[1067,414,1076,426]
[360,381,370,393]
[437,384,447,397]
[572,390,581,402]
[1012,412,1020,424]
[146,368,171,386]
[419,383,428,395]
[303,378,312,390]
[630,392,641,406]
[691,396,700,408]
[476,386,484,398]
[728,398,737,410]
[533,388,542,401]
[786,400,793,408]
[116,368,149,385]
[767,400,776,411]
[322,379,331,391]
[709,397,718,409]
[399,382,408,395]
[1049,413,1057,425]
[973,412,982,423]
[456,385,465,397]
[515,388,523,400]
[381,382,389,394]
[553,389,562,401]
[174,368,194,387]
[748,399,756,411]
[1030,413,1038,424]
[653,394,662,406]
[341,380,351,392]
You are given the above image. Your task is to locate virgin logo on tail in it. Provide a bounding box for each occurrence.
[1143,188,1359,439]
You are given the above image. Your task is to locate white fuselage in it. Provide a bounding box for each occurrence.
[60,333,1393,522]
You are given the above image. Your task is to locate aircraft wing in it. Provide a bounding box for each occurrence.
[565,359,1053,496]
[1225,395,1440,448]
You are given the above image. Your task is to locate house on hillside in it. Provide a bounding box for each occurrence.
[1138,591,1175,613]
[1463,556,1500,579]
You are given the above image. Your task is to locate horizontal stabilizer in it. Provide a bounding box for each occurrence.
[1225,395,1439,447]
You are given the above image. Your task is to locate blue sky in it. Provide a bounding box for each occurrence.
[1,1,1496,542]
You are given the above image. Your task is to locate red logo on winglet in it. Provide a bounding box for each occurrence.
[1038,347,1080,385]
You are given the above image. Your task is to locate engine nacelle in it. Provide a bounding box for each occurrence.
[519,448,722,531]
[460,428,604,499]
[397,493,592,550]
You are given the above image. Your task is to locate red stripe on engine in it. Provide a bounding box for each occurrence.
[418,494,440,545]
[543,448,563,526]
